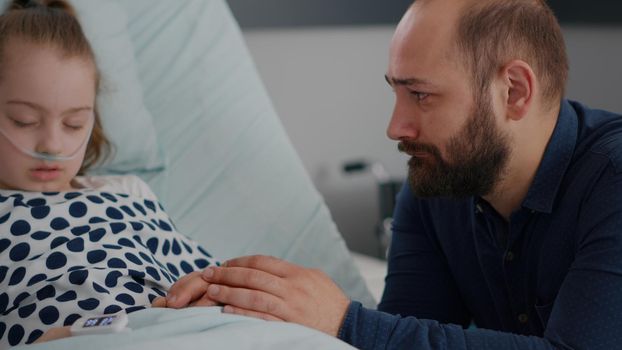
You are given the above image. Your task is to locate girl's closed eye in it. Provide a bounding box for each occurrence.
[64,123,85,131]
[9,116,38,128]
[64,114,92,131]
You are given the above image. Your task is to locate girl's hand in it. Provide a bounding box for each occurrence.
[152,271,219,308]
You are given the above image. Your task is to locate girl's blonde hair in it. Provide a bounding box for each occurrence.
[0,0,111,173]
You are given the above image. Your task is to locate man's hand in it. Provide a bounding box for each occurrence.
[198,255,351,337]
[152,271,219,308]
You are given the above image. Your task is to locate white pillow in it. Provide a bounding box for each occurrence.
[73,0,165,174]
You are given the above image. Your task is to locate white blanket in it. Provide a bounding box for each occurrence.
[14,307,356,350]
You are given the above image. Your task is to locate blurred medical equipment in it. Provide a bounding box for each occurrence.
[343,159,402,259]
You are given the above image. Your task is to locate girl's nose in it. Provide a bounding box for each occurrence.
[34,125,63,156]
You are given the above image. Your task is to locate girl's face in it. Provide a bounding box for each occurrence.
[0,40,97,192]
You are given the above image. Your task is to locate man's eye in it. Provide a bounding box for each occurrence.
[410,91,429,102]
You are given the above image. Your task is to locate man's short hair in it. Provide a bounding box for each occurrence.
[455,0,568,108]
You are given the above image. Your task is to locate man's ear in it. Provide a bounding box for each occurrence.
[500,60,535,121]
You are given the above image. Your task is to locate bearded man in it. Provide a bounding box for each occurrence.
[163,0,622,348]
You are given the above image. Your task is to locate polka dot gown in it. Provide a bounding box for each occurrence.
[0,176,219,348]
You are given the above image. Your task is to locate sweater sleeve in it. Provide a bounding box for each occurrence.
[338,301,563,350]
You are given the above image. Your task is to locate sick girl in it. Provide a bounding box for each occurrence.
[0,1,218,347]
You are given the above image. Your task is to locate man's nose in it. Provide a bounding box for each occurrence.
[386,99,419,141]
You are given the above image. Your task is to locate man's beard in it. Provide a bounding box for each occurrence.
[399,96,511,198]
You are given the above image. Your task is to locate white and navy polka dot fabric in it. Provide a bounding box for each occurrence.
[0,176,218,348]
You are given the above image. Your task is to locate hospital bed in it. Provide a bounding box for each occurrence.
[13,0,380,348]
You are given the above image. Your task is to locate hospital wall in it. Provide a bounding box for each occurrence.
[242,25,622,257]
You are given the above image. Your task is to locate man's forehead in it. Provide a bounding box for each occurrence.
[386,1,477,92]
[390,5,456,67]
[398,0,465,35]
[389,0,467,67]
